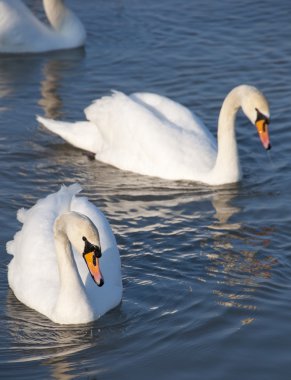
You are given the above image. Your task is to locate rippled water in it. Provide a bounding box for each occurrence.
[1,0,291,379]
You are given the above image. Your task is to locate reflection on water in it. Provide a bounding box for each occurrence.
[0,49,85,117]
[38,61,64,119]
[49,362,74,380]
[204,212,277,324]
[210,187,241,231]
[4,287,127,379]
[38,49,85,119]
[5,288,125,379]
[4,290,96,364]
[173,186,279,325]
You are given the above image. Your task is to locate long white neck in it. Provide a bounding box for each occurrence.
[43,0,66,30]
[52,219,93,324]
[43,0,86,45]
[209,87,244,185]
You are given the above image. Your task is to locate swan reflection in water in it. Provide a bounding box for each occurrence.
[38,60,65,119]
[5,289,96,360]
[5,288,124,379]
[0,48,85,118]
[202,187,277,324]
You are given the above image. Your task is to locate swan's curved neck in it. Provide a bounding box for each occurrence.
[210,87,243,185]
[43,0,66,30]
[54,233,84,293]
[52,214,93,323]
[43,0,86,44]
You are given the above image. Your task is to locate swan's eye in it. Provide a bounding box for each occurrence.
[82,236,101,256]
[255,108,270,125]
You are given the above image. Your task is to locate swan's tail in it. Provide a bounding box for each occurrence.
[36,115,99,154]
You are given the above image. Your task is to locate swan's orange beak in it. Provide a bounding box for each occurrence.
[83,251,104,287]
[255,118,271,150]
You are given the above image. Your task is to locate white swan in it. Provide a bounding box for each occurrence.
[37,85,271,185]
[6,184,122,324]
[0,0,86,53]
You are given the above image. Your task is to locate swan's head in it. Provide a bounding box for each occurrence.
[240,85,271,150]
[82,236,104,287]
[56,212,104,287]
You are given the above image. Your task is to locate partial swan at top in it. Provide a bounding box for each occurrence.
[0,0,86,53]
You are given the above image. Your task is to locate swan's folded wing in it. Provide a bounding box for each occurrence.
[130,92,209,134]
[84,91,216,179]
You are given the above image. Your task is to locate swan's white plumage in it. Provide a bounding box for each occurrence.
[85,91,217,176]
[37,85,270,185]
[37,91,217,180]
[0,0,86,53]
[7,184,122,324]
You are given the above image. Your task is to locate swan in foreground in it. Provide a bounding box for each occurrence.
[6,184,122,324]
[37,85,271,185]
[0,0,86,53]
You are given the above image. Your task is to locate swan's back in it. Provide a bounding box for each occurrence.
[84,91,217,180]
[131,92,208,134]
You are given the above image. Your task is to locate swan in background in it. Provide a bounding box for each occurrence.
[6,184,122,324]
[0,0,86,53]
[37,85,271,185]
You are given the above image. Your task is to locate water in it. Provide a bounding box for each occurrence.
[1,0,291,379]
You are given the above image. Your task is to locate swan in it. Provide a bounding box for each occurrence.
[6,184,122,324]
[0,0,86,53]
[37,85,271,185]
